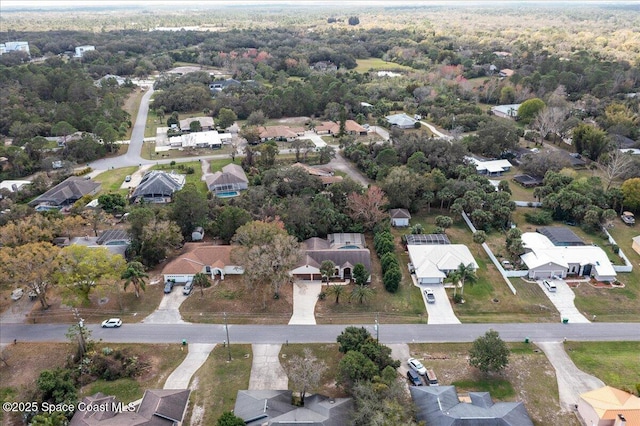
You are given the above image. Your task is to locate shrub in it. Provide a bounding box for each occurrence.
[380,252,399,272]
[383,266,402,293]
[318,291,327,300]
[473,231,487,244]
[524,210,553,225]
[612,244,620,254]
[453,293,463,304]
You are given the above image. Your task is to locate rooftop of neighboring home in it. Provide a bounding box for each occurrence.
[206,163,248,188]
[0,179,31,193]
[130,170,185,201]
[579,386,640,426]
[410,386,533,426]
[28,176,101,207]
[408,244,479,279]
[162,243,238,275]
[491,103,521,117]
[258,125,300,139]
[169,130,231,148]
[385,113,417,127]
[389,208,411,219]
[465,156,513,174]
[179,116,215,130]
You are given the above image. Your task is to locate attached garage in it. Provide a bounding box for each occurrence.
[290,264,322,281]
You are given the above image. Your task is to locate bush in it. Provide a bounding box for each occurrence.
[383,266,402,293]
[453,293,463,304]
[612,244,619,254]
[524,210,553,225]
[380,252,399,272]
[318,291,327,300]
[473,231,487,244]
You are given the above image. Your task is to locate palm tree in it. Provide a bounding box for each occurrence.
[453,263,477,296]
[325,284,346,304]
[349,284,374,305]
[320,260,336,283]
[121,261,148,298]
[192,272,210,297]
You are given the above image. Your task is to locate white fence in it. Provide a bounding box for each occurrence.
[602,227,633,273]
[461,212,517,294]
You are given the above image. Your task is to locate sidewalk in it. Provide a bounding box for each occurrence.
[163,343,216,389]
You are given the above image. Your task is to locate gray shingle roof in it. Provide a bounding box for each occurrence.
[303,249,371,272]
[28,177,101,207]
[131,171,184,201]
[390,208,411,219]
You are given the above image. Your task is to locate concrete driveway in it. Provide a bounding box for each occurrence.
[120,164,154,189]
[389,343,411,376]
[537,341,604,411]
[249,344,288,390]
[328,152,370,186]
[163,343,216,389]
[299,131,327,148]
[537,279,590,323]
[411,276,461,324]
[288,281,323,325]
[142,287,188,324]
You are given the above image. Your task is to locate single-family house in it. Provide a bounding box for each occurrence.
[162,243,244,282]
[410,386,533,426]
[130,170,185,204]
[520,232,617,282]
[389,208,411,227]
[499,68,515,78]
[0,41,30,55]
[290,163,343,186]
[513,174,543,188]
[69,389,190,426]
[291,233,371,281]
[578,386,640,426]
[315,121,340,135]
[179,116,215,132]
[408,244,478,285]
[257,125,300,142]
[491,104,521,119]
[466,156,513,176]
[310,61,338,72]
[206,163,248,196]
[28,176,101,210]
[632,235,640,257]
[209,78,240,93]
[234,390,353,426]
[385,113,417,129]
[0,179,31,194]
[170,130,231,149]
[620,148,640,156]
[68,229,131,257]
[74,45,95,58]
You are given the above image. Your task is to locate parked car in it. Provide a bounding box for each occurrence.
[621,211,635,225]
[424,288,436,303]
[124,175,131,182]
[426,369,439,386]
[183,281,194,296]
[10,288,24,301]
[543,280,557,292]
[407,369,423,386]
[101,318,122,328]
[408,357,427,376]
[164,281,174,294]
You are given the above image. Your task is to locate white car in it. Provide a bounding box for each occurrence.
[424,288,435,303]
[101,318,122,328]
[408,357,427,376]
[11,288,24,301]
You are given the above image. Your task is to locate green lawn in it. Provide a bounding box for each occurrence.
[183,344,252,425]
[152,161,206,193]
[565,341,640,392]
[354,58,414,73]
[93,166,138,193]
[451,378,515,399]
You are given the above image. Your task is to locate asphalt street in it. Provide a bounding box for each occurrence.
[1,323,638,346]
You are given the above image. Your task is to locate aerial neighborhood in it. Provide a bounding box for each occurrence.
[0,2,639,426]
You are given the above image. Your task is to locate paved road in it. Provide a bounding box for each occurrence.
[328,151,370,187]
[419,121,452,140]
[2,323,638,345]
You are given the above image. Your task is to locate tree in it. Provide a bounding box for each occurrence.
[383,266,401,293]
[121,261,148,298]
[349,284,374,304]
[346,186,389,231]
[239,125,261,144]
[348,16,360,25]
[172,183,209,239]
[337,326,372,353]
[518,98,545,124]
[37,368,77,406]
[189,120,202,132]
[449,262,477,297]
[51,121,77,144]
[216,206,251,243]
[317,145,336,164]
[621,178,640,211]
[473,230,487,244]
[466,119,519,157]
[320,260,336,283]
[505,228,524,260]
[602,150,634,190]
[231,220,301,304]
[246,110,266,126]
[136,218,183,267]
[285,348,328,405]
[381,166,423,210]
[257,141,279,168]
[573,124,609,161]
[352,263,369,285]
[337,350,378,389]
[192,272,210,297]
[469,329,510,374]
[435,215,453,229]
[216,412,245,426]
[54,245,126,305]
[351,380,419,426]
[532,106,567,145]
[325,284,346,304]
[0,242,60,309]
[217,108,237,130]
[98,193,126,214]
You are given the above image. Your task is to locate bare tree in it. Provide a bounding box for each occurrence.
[346,186,389,231]
[285,348,328,405]
[602,150,635,190]
[532,106,567,145]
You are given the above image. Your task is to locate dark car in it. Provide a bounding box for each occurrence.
[164,281,174,294]
[407,369,423,386]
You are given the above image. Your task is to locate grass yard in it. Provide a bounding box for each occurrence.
[564,341,640,392]
[183,344,252,425]
[354,58,414,73]
[123,88,145,140]
[180,275,293,324]
[280,343,347,399]
[83,343,187,402]
[409,342,578,426]
[152,161,207,193]
[93,166,139,193]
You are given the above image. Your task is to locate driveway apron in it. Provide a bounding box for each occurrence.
[288,281,323,325]
[249,344,288,390]
[163,343,216,389]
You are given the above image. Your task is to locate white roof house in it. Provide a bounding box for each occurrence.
[491,104,521,119]
[408,245,479,285]
[520,232,617,282]
[465,157,513,176]
[0,180,31,193]
[386,113,417,129]
[169,131,231,148]
[74,45,95,58]
[0,41,30,55]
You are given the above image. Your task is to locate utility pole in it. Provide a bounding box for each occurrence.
[224,312,231,362]
[374,313,379,343]
[72,308,86,356]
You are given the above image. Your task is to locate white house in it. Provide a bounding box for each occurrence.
[408,245,479,285]
[169,130,231,149]
[386,113,416,129]
[0,41,30,55]
[465,156,513,176]
[162,244,244,282]
[0,180,31,193]
[520,232,617,282]
[389,208,411,227]
[74,45,95,58]
[491,104,521,119]
[631,235,640,257]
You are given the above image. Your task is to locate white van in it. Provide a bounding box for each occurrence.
[543,280,557,292]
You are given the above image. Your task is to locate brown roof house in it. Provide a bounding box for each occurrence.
[70,389,190,426]
[578,386,640,426]
[290,162,343,186]
[258,126,300,142]
[315,120,367,136]
[205,163,248,197]
[290,233,371,281]
[162,243,244,283]
[28,176,101,211]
